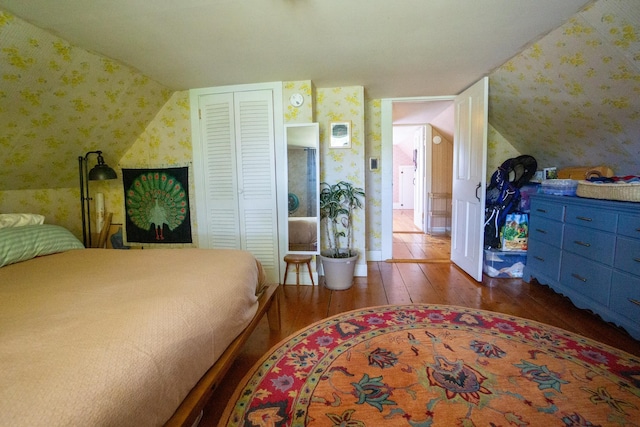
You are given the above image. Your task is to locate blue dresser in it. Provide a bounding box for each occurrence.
[524,194,640,340]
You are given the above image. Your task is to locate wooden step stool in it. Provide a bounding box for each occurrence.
[283,254,315,286]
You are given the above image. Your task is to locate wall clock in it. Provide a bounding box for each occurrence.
[289,93,304,107]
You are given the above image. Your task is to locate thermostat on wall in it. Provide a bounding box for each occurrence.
[289,93,304,107]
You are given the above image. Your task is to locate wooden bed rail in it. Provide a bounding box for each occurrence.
[165,282,281,427]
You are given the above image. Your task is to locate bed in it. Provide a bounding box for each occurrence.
[288,217,318,252]
[0,222,280,426]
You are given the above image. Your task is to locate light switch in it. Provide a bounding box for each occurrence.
[369,157,379,170]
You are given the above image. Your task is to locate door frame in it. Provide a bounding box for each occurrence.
[381,96,455,261]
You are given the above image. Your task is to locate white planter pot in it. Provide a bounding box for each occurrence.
[320,251,358,290]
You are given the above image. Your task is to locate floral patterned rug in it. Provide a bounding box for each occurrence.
[220,305,640,426]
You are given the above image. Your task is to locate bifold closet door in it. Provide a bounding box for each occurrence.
[196,89,280,281]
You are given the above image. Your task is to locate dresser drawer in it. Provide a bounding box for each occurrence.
[563,224,615,265]
[560,252,612,305]
[614,237,640,276]
[565,205,617,232]
[527,240,561,280]
[617,214,640,239]
[530,199,565,221]
[610,272,640,324]
[529,216,563,248]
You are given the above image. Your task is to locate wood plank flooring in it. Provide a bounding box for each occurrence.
[393,208,421,232]
[201,260,640,426]
[392,208,450,261]
[393,232,450,261]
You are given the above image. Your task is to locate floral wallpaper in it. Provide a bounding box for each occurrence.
[490,0,640,175]
[1,0,638,259]
[112,91,193,248]
[316,87,367,271]
[487,125,523,176]
[283,81,314,124]
[0,10,171,192]
[365,98,382,255]
[0,9,170,239]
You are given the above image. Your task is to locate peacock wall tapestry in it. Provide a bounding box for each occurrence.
[122,167,192,244]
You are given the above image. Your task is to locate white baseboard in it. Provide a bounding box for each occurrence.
[367,250,382,261]
[428,227,450,234]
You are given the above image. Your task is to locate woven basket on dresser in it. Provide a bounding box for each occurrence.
[576,180,640,202]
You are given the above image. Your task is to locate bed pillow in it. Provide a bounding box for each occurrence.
[0,224,84,267]
[0,213,45,229]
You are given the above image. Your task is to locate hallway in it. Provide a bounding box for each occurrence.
[392,209,450,261]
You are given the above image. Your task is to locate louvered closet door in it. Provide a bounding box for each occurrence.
[197,89,280,282]
[198,92,241,249]
[234,90,279,279]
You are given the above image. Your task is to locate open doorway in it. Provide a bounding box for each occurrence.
[384,97,455,261]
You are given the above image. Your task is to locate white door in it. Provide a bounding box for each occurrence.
[192,88,281,282]
[451,77,488,281]
[195,92,240,249]
[234,90,280,279]
[413,126,426,230]
[399,166,415,209]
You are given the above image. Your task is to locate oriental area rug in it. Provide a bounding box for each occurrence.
[220,305,640,427]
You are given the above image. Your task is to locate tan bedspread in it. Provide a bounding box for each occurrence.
[0,248,263,426]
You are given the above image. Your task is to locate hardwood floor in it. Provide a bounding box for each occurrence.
[393,208,421,232]
[201,261,640,426]
[393,232,450,261]
[392,208,451,261]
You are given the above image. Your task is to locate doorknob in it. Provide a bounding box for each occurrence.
[475,182,481,201]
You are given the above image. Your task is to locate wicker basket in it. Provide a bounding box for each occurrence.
[576,180,640,202]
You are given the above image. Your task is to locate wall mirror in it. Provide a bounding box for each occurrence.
[285,123,320,254]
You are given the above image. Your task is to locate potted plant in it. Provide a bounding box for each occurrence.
[319,181,365,290]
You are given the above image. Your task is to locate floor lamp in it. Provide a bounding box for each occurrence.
[79,151,117,247]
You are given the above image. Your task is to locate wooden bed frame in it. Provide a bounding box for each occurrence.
[166,282,281,426]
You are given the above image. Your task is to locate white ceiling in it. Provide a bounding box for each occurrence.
[0,0,593,98]
[392,100,453,144]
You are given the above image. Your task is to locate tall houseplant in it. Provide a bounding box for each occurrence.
[319,181,365,290]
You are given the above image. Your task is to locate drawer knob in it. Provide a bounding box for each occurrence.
[574,240,591,247]
[634,257,640,263]
[576,216,593,222]
[629,298,640,307]
[536,208,548,213]
[534,256,545,262]
[571,273,588,282]
[535,228,548,234]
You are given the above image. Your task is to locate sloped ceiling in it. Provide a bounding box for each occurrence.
[0,0,590,98]
[1,0,638,192]
[0,12,172,191]
[490,0,640,175]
